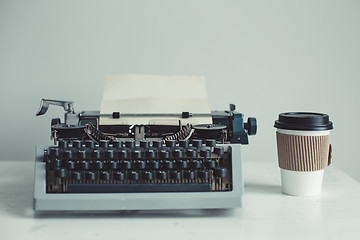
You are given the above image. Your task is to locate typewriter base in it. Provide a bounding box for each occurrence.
[33,145,243,211]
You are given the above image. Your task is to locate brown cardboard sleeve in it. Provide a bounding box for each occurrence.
[276,132,331,171]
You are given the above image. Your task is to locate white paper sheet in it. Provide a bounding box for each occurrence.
[99,75,213,126]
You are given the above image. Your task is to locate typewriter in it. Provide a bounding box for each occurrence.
[34,75,256,211]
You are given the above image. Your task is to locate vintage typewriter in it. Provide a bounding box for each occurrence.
[34,75,256,211]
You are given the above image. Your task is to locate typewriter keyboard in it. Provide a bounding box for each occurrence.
[44,139,233,193]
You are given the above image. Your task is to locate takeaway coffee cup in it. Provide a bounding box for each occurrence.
[274,112,333,196]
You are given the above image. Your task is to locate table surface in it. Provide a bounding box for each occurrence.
[1,160,359,240]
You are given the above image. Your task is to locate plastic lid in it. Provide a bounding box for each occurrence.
[274,112,333,131]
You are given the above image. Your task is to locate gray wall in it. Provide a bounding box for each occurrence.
[1,0,359,181]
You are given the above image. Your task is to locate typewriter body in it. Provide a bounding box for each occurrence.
[34,76,256,211]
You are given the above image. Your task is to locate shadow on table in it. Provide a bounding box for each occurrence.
[244,182,282,194]
[34,208,235,219]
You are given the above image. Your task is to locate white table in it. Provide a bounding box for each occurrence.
[1,160,359,240]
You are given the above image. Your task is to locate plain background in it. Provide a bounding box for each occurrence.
[0,0,359,182]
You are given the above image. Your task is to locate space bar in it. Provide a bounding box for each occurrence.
[67,183,211,193]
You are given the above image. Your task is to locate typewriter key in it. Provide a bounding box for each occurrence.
[99,140,109,149]
[151,140,161,148]
[114,171,125,181]
[157,171,167,180]
[85,171,96,181]
[163,160,173,169]
[54,168,67,178]
[149,160,160,169]
[108,160,118,170]
[165,140,176,148]
[184,170,195,180]
[58,140,68,149]
[214,146,224,156]
[100,171,110,181]
[198,170,209,179]
[140,140,150,149]
[125,140,135,149]
[71,171,82,181]
[142,171,153,180]
[72,140,83,149]
[170,170,181,180]
[213,167,227,178]
[129,171,139,181]
[179,139,189,148]
[112,140,122,149]
[206,139,216,148]
[200,149,211,158]
[85,140,95,149]
[191,139,202,148]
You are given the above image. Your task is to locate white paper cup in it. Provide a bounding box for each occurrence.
[280,168,324,196]
[274,112,333,197]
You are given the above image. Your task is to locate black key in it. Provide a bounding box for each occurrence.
[214,167,227,178]
[206,139,216,148]
[63,149,74,160]
[105,149,115,159]
[125,140,135,149]
[129,171,139,181]
[179,139,189,148]
[198,170,209,179]
[85,171,96,181]
[134,160,146,169]
[114,171,125,181]
[191,139,202,148]
[145,149,156,159]
[49,148,60,159]
[173,149,183,159]
[132,149,143,159]
[80,160,90,170]
[108,160,118,170]
[78,150,87,159]
[152,140,162,148]
[54,168,67,178]
[66,160,76,170]
[163,160,173,169]
[99,140,109,149]
[140,140,150,149]
[165,140,176,148]
[118,149,129,159]
[170,170,181,180]
[85,140,95,149]
[112,140,122,148]
[184,170,195,179]
[157,171,167,180]
[92,149,102,159]
[186,148,197,158]
[204,159,216,168]
[51,159,62,169]
[120,160,131,170]
[189,160,201,169]
[142,171,153,180]
[58,140,68,149]
[94,160,104,170]
[214,146,225,155]
[72,140,83,149]
[149,160,160,169]
[100,171,110,181]
[200,149,211,158]
[159,149,170,159]
[176,160,188,169]
[71,171,82,181]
